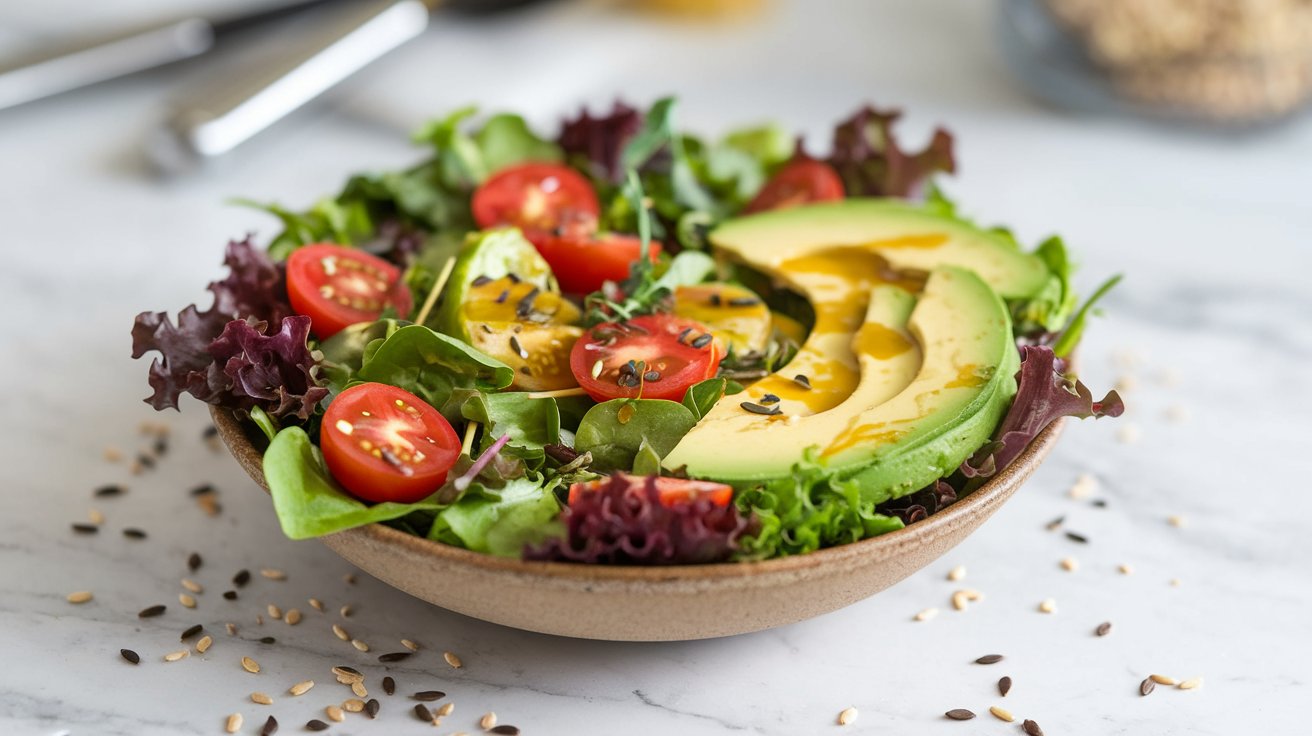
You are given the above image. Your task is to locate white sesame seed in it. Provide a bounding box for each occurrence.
[309,598,324,612]
[241,656,260,674]
[288,680,314,696]
[342,699,365,713]
[340,604,353,618]
[837,707,858,725]
[285,609,302,625]
[351,681,368,698]
[444,651,463,669]
[401,638,419,651]
[196,635,213,653]
[163,649,189,662]
[1168,515,1186,528]
[181,578,203,594]
[1178,677,1202,690]
[914,607,939,622]
[1114,375,1139,393]
[325,705,345,722]
[1117,423,1143,444]
[260,568,286,581]
[947,565,966,582]
[351,639,370,652]
[1060,557,1079,572]
[1163,404,1190,422]
[88,508,105,525]
[66,591,93,604]
[480,712,498,729]
[250,692,273,705]
[1149,674,1177,685]
[103,446,123,462]
[436,702,454,717]
[225,713,242,733]
[1118,564,1134,575]
[267,604,282,620]
[332,624,350,641]
[178,593,197,609]
[1068,472,1097,499]
[989,706,1015,722]
[1038,598,1058,614]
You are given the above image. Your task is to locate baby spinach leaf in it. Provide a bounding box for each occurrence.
[460,392,560,469]
[428,475,563,557]
[574,399,697,473]
[356,325,513,422]
[475,113,563,173]
[631,438,663,476]
[681,377,729,421]
[264,427,444,540]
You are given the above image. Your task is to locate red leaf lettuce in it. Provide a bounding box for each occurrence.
[557,101,642,184]
[827,105,956,198]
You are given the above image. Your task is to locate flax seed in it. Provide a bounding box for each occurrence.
[260,715,278,736]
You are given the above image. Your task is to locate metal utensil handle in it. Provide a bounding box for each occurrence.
[165,0,430,161]
[0,20,216,111]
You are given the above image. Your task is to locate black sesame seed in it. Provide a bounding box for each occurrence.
[378,651,413,663]
[472,275,493,286]
[202,425,218,440]
[481,324,493,333]
[1065,531,1089,544]
[413,703,433,722]
[259,636,276,644]
[122,528,147,539]
[758,393,780,405]
[509,335,528,360]
[975,654,1004,664]
[495,289,510,304]
[180,624,203,641]
[364,698,380,718]
[740,401,782,416]
[260,715,279,736]
[676,327,692,344]
[223,591,238,600]
[945,709,975,720]
[138,604,166,618]
[411,691,445,701]
[691,333,713,349]
[489,726,521,735]
[136,453,155,469]
[94,484,125,498]
[190,483,215,497]
[187,552,202,571]
[1091,499,1108,508]
[643,370,661,382]
[1096,621,1112,637]
[305,719,329,731]
[152,437,168,456]
[515,287,540,318]
[120,648,140,664]
[1140,678,1156,696]
[71,523,99,534]
[1045,516,1065,531]
[792,374,812,389]
[728,297,760,307]
[233,569,251,587]
[506,272,521,284]
[382,676,396,695]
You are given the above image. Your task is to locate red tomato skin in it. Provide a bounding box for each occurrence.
[320,383,460,504]
[568,314,723,403]
[743,158,845,214]
[537,233,661,294]
[568,475,732,508]
[471,163,599,240]
[286,244,412,339]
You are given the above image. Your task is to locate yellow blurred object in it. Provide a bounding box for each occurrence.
[632,0,767,19]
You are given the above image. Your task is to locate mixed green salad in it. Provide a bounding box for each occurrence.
[133,98,1123,565]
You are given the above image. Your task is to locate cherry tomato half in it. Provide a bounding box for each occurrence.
[569,313,722,403]
[568,474,733,508]
[471,163,600,242]
[320,383,461,504]
[537,231,661,294]
[286,244,413,339]
[743,158,845,214]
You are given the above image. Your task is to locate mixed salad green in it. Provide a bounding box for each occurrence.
[133,98,1123,565]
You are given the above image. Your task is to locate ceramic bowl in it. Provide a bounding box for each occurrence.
[212,406,1063,641]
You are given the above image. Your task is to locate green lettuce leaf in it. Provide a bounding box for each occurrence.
[264,427,444,540]
[356,325,514,422]
[574,399,697,473]
[428,475,563,557]
[460,391,560,470]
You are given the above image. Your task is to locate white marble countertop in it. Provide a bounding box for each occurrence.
[2,1,1310,734]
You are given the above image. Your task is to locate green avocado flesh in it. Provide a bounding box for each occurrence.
[662,200,1026,503]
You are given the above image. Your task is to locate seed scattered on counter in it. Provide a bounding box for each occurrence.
[190,483,215,497]
[998,676,1012,696]
[71,523,99,535]
[340,604,353,618]
[259,636,277,644]
[490,726,520,735]
[241,656,261,673]
[123,528,147,539]
[1068,472,1097,499]
[1022,718,1046,736]
[1118,563,1134,575]
[285,609,302,625]
[1140,677,1156,696]
[180,623,203,640]
[412,691,445,702]
[351,639,370,652]
[401,638,419,651]
[1168,515,1186,528]
[103,446,124,462]
[305,719,329,731]
[259,715,278,735]
[1045,515,1065,531]
[383,677,396,695]
[233,570,251,587]
[365,699,380,718]
[989,705,1015,722]
[223,591,238,600]
[1038,598,1058,614]
[443,651,463,669]
[914,607,939,621]
[332,665,363,682]
[344,573,356,585]
[1178,677,1203,690]
[178,593,196,609]
[1065,531,1089,544]
[195,493,221,516]
[88,508,105,525]
[289,680,315,696]
[197,635,213,653]
[1149,674,1177,685]
[94,483,125,498]
[308,597,325,612]
[325,705,345,722]
[250,692,273,705]
[1164,404,1190,423]
[261,568,286,581]
[163,649,189,662]
[436,702,454,717]
[1170,578,1183,587]
[1060,557,1079,572]
[1096,622,1113,637]
[187,552,202,571]
[66,591,93,604]
[343,699,365,713]
[945,708,975,720]
[267,604,282,620]
[481,711,498,729]
[225,713,242,733]
[975,654,1004,665]
[139,604,166,618]
[951,589,983,611]
[946,565,966,581]
[332,624,350,641]
[120,648,140,665]
[181,578,203,594]
[379,651,412,663]
[225,623,238,636]
[414,703,434,722]
[351,681,368,698]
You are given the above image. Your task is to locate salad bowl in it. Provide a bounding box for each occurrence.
[213,405,1064,641]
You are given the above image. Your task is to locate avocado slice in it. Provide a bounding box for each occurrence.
[663,266,1017,503]
[711,198,1049,300]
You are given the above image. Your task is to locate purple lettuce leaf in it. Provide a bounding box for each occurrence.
[557,101,642,184]
[827,105,956,198]
[525,473,753,565]
[131,305,232,411]
[208,236,294,325]
[875,479,957,526]
[208,316,327,421]
[963,346,1125,479]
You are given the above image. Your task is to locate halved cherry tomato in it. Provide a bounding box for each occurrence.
[537,231,661,294]
[471,163,599,243]
[286,244,412,339]
[320,383,460,504]
[568,474,733,508]
[743,158,844,214]
[569,313,722,403]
